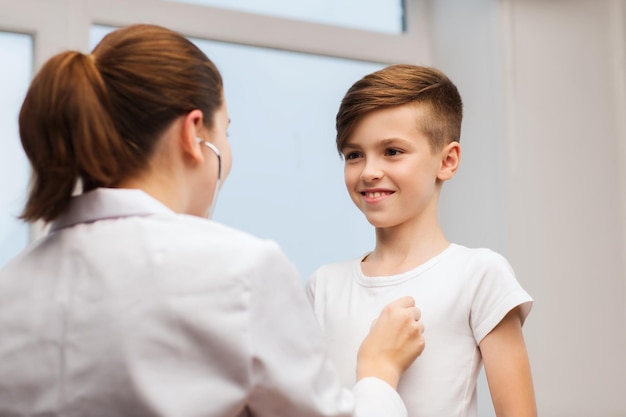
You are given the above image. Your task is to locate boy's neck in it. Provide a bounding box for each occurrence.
[362,219,449,277]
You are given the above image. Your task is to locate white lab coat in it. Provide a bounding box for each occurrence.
[0,188,406,417]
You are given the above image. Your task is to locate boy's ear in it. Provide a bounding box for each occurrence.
[180,109,205,163]
[437,141,460,181]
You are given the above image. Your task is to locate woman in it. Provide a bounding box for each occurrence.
[0,24,424,416]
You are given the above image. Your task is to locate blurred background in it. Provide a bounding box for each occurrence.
[0,0,624,415]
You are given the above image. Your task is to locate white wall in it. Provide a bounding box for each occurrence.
[431,0,509,255]
[506,0,626,415]
[432,0,626,415]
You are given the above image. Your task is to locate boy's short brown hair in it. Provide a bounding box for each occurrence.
[336,64,463,154]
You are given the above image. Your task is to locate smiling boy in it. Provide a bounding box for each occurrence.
[306,65,536,417]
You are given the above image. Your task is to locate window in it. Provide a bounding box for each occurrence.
[0,31,32,267]
[192,39,383,275]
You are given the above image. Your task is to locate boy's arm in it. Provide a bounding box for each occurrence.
[480,306,537,417]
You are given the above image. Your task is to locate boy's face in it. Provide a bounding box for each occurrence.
[341,104,457,229]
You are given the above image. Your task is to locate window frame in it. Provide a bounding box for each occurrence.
[1,0,431,70]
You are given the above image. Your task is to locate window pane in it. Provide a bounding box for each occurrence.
[165,0,405,34]
[193,39,383,277]
[0,32,32,268]
[90,25,383,278]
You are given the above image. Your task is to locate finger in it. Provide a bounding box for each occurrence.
[416,320,425,334]
[411,306,422,322]
[370,317,378,330]
[388,295,415,308]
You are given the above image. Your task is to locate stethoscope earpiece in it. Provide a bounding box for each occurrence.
[196,137,222,218]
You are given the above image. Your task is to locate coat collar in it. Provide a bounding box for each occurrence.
[50,188,175,232]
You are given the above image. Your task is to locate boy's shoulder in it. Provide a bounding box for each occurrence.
[448,243,507,261]
[311,255,362,277]
[448,244,511,268]
[307,255,365,287]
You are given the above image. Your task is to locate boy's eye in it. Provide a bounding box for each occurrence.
[385,148,402,156]
[344,151,362,160]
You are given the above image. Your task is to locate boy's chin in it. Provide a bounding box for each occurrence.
[365,216,400,229]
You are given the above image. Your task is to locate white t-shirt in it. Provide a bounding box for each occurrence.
[0,188,407,417]
[306,243,533,417]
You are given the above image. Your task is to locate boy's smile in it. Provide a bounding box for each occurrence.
[360,189,395,203]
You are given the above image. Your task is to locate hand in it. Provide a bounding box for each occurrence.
[356,296,425,389]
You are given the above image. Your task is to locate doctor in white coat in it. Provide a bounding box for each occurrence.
[0,24,425,417]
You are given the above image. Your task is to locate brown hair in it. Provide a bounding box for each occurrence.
[19,24,223,223]
[336,64,462,154]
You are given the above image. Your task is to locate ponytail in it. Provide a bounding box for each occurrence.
[19,51,139,223]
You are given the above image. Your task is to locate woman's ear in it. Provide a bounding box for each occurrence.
[181,109,205,163]
[437,141,461,181]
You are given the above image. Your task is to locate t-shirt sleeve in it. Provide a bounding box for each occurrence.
[467,249,533,344]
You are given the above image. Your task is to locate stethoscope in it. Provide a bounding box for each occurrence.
[196,138,222,219]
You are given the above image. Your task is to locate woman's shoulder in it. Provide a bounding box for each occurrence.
[156,213,271,248]
[126,212,289,275]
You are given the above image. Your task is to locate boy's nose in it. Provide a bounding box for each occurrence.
[360,161,384,182]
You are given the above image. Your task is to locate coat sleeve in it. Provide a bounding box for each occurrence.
[245,241,407,417]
